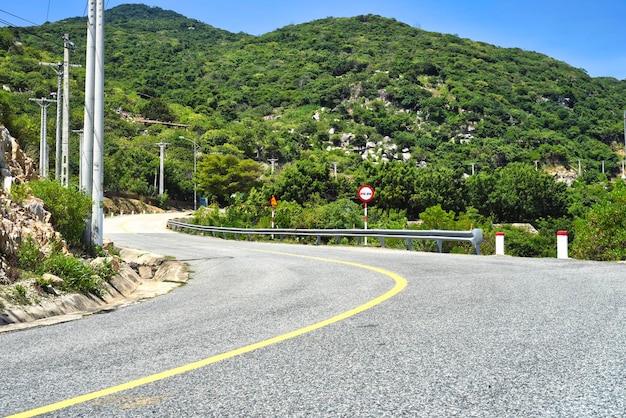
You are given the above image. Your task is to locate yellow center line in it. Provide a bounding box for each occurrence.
[9,249,407,418]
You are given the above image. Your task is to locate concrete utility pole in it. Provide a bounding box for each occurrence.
[93,0,105,245]
[179,136,198,210]
[39,62,63,178]
[60,34,76,188]
[157,142,169,196]
[72,130,85,189]
[61,35,72,186]
[83,0,105,246]
[40,60,80,179]
[82,0,96,197]
[29,97,56,177]
[268,157,278,174]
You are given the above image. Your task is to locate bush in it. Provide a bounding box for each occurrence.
[571,182,626,261]
[29,179,92,247]
[17,236,44,271]
[43,253,105,295]
[498,226,554,258]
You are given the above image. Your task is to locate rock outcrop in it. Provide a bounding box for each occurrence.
[0,125,38,193]
[0,126,189,332]
[0,126,61,284]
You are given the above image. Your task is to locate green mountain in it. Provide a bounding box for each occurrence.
[2,3,626,205]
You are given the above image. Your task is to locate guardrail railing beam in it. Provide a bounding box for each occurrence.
[167,219,483,255]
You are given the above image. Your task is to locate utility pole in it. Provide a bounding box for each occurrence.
[40,60,79,179]
[82,0,96,198]
[72,130,85,189]
[157,142,169,196]
[179,136,198,210]
[82,0,104,246]
[83,0,96,244]
[61,34,76,188]
[268,157,278,174]
[40,62,63,178]
[93,0,105,245]
[29,97,56,177]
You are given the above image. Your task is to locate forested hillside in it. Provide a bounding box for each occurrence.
[2,4,626,258]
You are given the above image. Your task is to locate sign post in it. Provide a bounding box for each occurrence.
[357,185,375,245]
[268,195,278,239]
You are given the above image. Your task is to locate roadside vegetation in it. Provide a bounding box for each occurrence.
[0,181,117,308]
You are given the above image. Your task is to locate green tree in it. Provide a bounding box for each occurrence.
[466,163,568,223]
[195,154,262,205]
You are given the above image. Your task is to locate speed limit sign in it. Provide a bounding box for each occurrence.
[358,185,375,203]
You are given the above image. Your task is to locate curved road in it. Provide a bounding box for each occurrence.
[1,213,625,417]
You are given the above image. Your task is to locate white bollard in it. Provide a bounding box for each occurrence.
[120,210,124,216]
[557,230,568,259]
[132,210,135,215]
[495,232,505,255]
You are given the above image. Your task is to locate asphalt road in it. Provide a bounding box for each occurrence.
[1,213,625,417]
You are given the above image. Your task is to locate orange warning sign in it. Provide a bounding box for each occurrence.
[269,195,278,207]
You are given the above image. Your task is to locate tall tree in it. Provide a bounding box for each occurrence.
[196,154,262,205]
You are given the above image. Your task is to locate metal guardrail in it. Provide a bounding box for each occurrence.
[167,219,483,255]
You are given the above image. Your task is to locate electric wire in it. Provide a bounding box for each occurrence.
[0,8,40,26]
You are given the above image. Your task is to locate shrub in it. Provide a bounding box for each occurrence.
[571,182,626,261]
[29,179,92,247]
[11,284,29,305]
[17,236,44,272]
[43,254,105,295]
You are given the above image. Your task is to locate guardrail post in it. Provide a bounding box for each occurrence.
[437,240,443,253]
[316,236,321,245]
[407,238,412,251]
[557,230,568,259]
[495,232,505,255]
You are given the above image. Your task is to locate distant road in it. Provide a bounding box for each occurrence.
[2,213,625,417]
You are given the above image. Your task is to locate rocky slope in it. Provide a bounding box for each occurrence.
[0,126,187,331]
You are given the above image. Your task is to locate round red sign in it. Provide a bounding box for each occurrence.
[358,185,375,203]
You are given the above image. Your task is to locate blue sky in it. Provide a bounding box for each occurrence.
[2,0,625,79]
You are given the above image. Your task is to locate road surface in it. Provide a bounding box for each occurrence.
[1,213,625,417]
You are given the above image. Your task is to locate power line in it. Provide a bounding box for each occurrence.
[0,8,40,26]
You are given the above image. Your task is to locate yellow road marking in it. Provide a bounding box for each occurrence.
[8,250,407,417]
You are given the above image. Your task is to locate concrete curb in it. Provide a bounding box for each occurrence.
[0,246,189,333]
